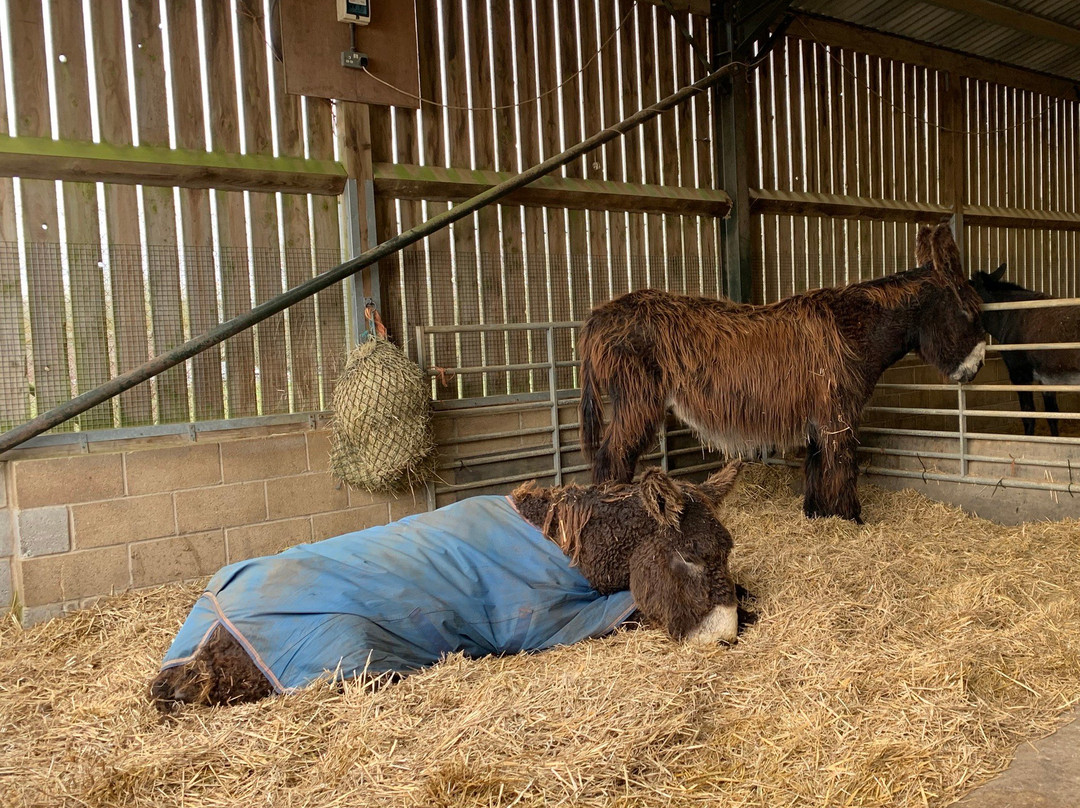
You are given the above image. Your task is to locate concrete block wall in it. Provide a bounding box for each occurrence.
[1,403,559,626]
[2,420,427,625]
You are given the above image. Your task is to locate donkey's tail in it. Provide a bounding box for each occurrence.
[579,346,606,463]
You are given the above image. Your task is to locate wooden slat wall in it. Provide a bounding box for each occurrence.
[751,34,1077,306]
[5,0,1077,427]
[375,0,720,399]
[0,0,348,429]
[750,33,1079,434]
[750,36,947,303]
[965,79,1080,297]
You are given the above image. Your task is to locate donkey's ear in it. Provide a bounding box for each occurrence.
[699,460,742,503]
[930,223,964,281]
[914,225,933,266]
[990,263,1007,281]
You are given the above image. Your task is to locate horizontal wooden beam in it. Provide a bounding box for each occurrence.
[965,205,1080,231]
[639,0,711,17]
[790,14,1080,101]
[918,0,1080,49]
[373,163,733,217]
[0,135,348,196]
[750,188,950,222]
[752,188,1080,231]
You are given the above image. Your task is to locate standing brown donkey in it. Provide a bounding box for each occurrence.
[578,223,985,523]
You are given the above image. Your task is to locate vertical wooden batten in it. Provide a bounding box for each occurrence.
[236,0,288,415]
[0,19,28,430]
[50,6,111,430]
[10,0,68,417]
[167,0,224,421]
[713,1,753,303]
[941,70,967,257]
[202,0,257,418]
[338,99,381,338]
[131,0,189,425]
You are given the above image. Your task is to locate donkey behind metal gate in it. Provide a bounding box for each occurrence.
[578,223,986,523]
[971,264,1080,436]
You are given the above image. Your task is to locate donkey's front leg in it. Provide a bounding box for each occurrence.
[803,427,862,523]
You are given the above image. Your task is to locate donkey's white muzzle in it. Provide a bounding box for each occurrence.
[949,341,986,383]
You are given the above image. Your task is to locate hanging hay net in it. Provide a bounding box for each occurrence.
[329,337,435,493]
[4,464,1080,807]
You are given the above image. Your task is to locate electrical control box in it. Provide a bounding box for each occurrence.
[280,0,418,108]
[337,0,371,25]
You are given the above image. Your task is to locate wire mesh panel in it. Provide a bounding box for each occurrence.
[0,0,349,436]
[0,241,347,433]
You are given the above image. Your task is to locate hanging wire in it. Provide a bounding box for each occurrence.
[359,1,641,112]
[659,0,712,72]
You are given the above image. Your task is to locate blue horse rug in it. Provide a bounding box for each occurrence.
[160,495,637,693]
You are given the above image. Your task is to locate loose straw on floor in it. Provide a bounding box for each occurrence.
[2,464,1079,808]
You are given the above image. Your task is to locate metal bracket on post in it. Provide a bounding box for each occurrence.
[950,210,965,261]
[345,178,383,343]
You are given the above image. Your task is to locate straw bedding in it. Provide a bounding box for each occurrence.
[3,465,1080,808]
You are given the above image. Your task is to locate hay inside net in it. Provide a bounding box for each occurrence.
[4,465,1080,808]
[329,338,435,493]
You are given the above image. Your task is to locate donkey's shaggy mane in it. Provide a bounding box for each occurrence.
[512,464,740,567]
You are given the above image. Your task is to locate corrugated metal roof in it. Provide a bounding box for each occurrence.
[792,0,1080,83]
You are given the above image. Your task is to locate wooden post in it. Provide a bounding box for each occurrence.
[713,0,753,302]
[940,70,967,258]
[338,101,379,343]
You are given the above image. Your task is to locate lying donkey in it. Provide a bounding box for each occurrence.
[150,462,746,711]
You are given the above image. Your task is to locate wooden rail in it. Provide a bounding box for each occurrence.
[750,189,951,222]
[964,205,1080,231]
[0,134,347,195]
[372,163,733,217]
[750,189,1080,231]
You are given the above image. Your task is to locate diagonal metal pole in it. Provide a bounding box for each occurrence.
[0,58,749,455]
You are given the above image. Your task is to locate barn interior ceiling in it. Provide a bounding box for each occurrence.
[787,0,1080,82]
[641,0,1080,84]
